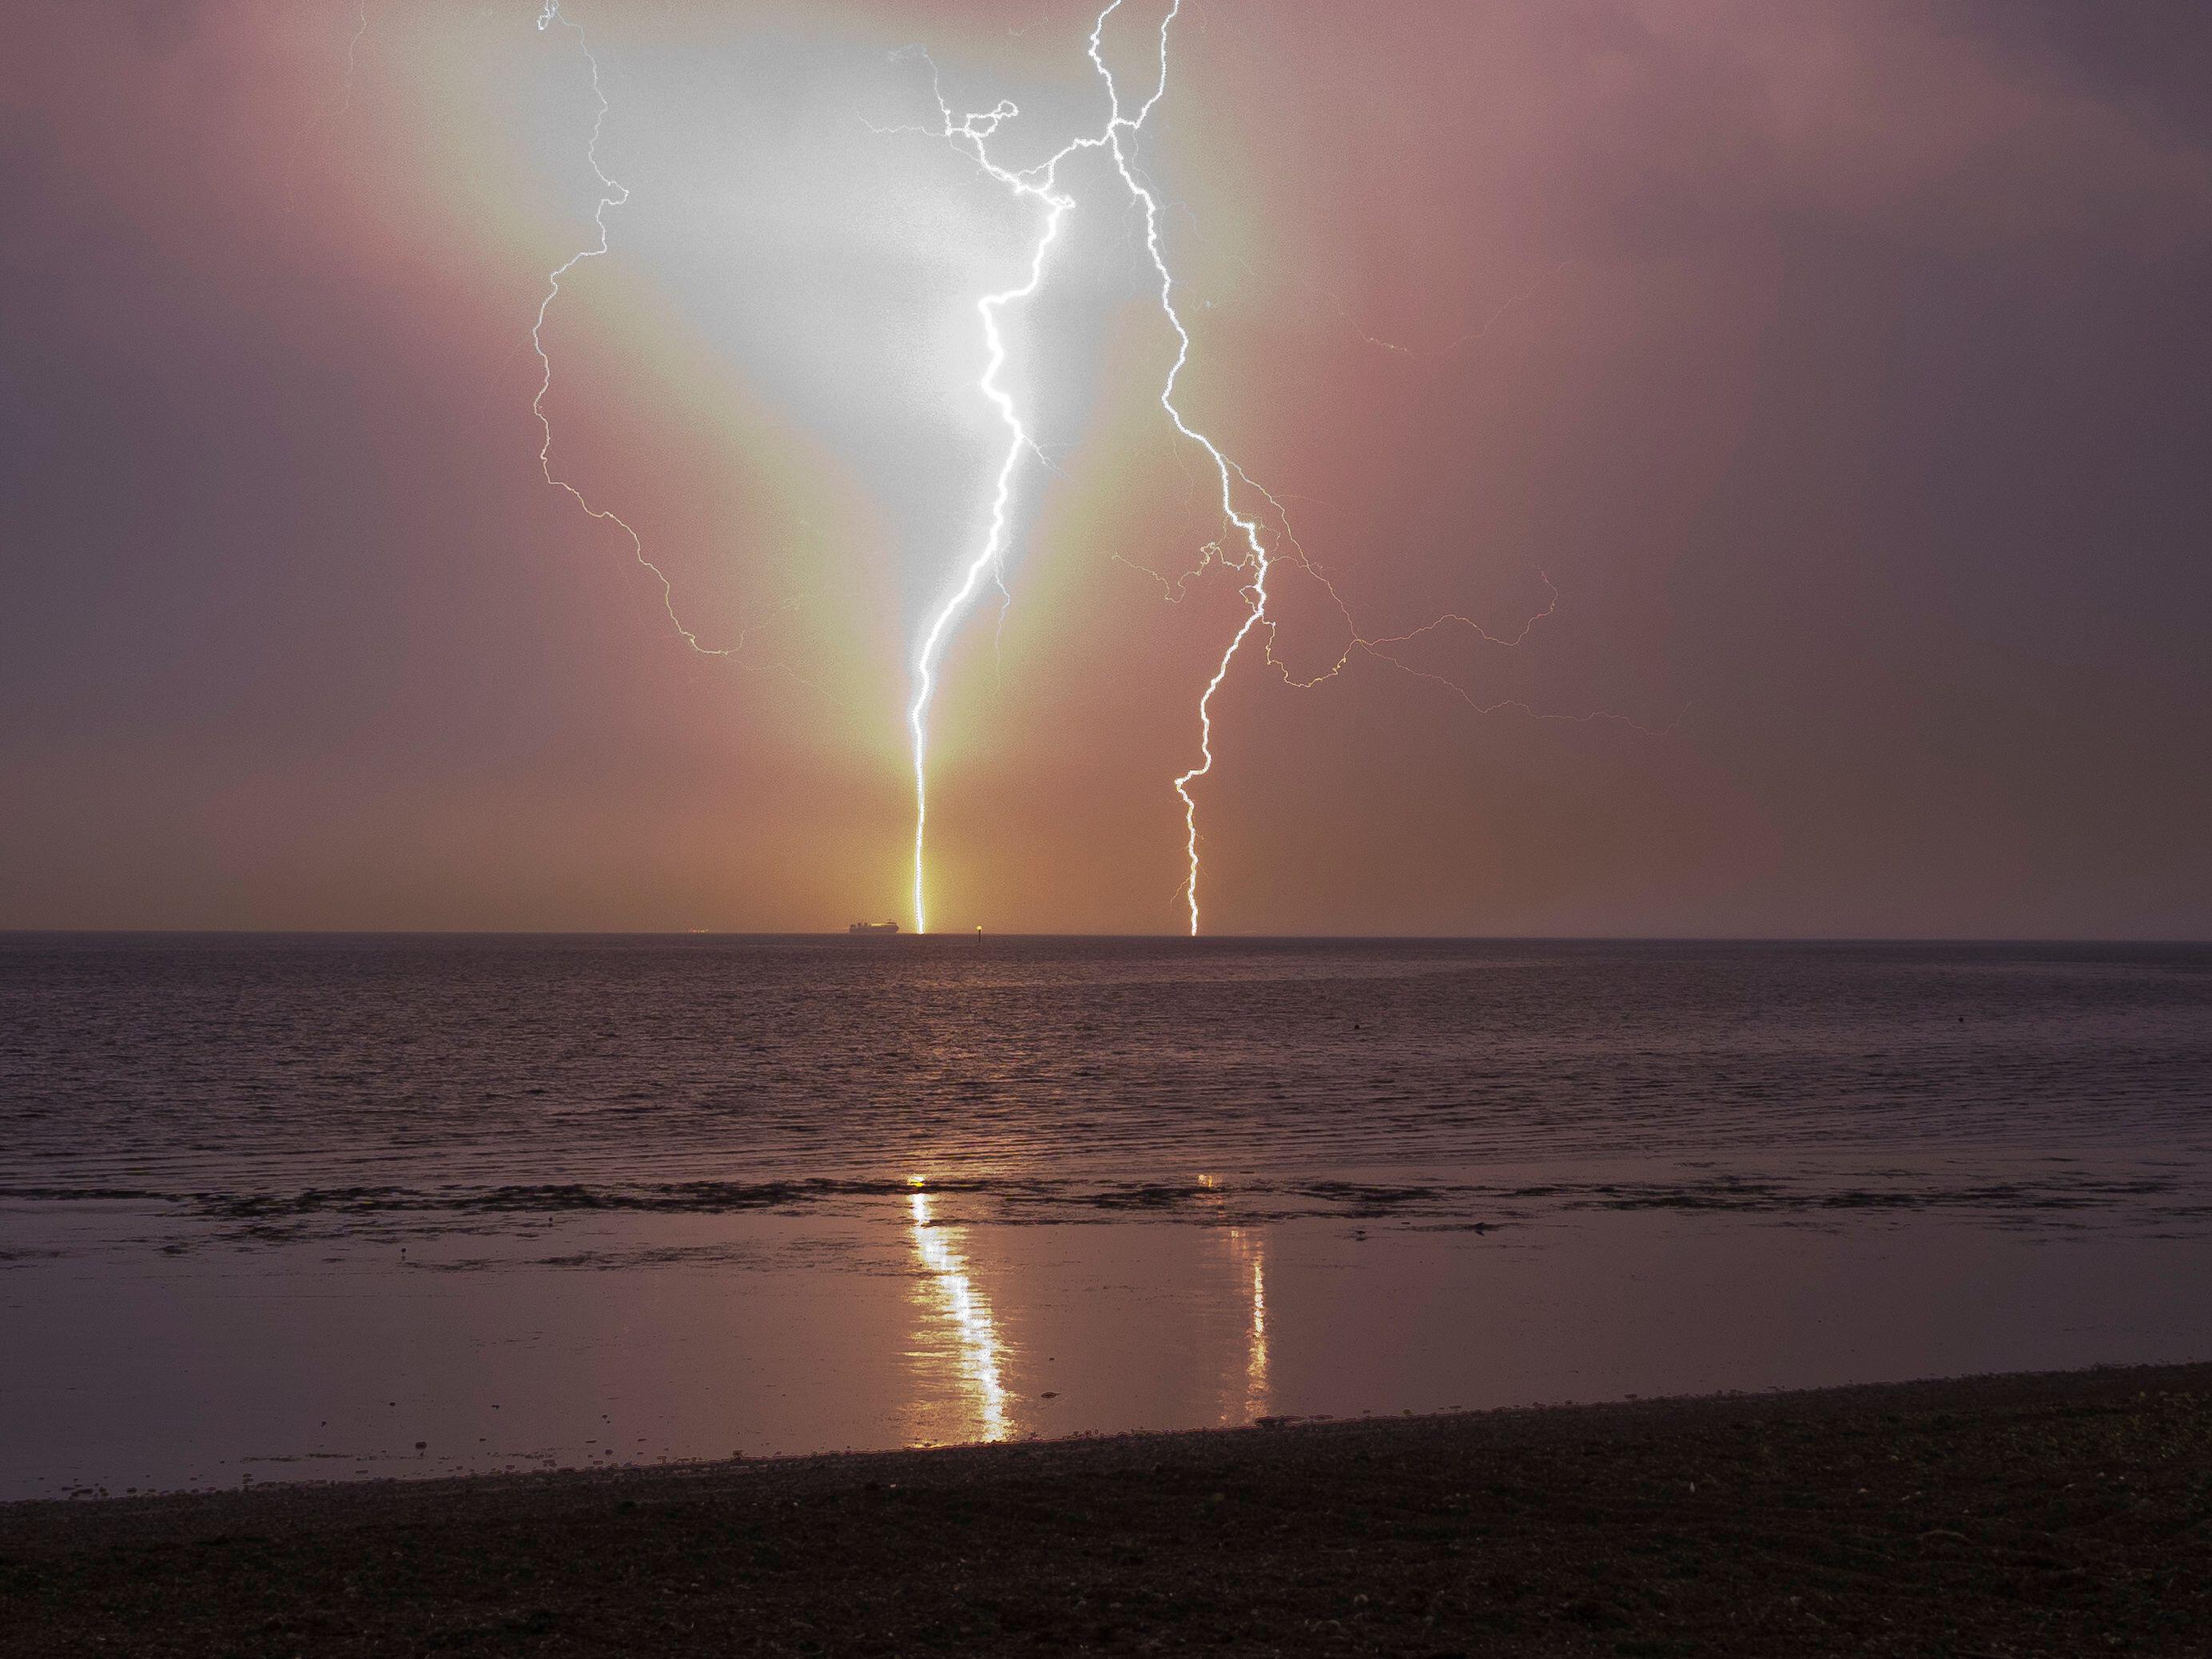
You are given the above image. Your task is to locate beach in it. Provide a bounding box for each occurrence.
[6,1361,2207,1656]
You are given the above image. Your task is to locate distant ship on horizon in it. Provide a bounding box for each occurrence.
[846,920,901,936]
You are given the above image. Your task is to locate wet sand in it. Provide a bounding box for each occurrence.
[3,1363,2207,1656]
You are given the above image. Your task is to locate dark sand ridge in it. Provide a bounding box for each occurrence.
[4,1363,2207,1656]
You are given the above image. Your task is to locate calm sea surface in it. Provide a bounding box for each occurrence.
[2,934,2208,1499]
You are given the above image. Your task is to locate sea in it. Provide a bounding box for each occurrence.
[2,933,2207,1500]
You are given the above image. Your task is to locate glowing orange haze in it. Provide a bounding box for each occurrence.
[2,0,2207,937]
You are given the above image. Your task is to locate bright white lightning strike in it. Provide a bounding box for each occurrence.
[904,0,1288,937]
[901,96,1079,938]
[902,1,1631,937]
[1071,0,1280,939]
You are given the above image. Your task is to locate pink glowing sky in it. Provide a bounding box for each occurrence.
[3,0,2208,935]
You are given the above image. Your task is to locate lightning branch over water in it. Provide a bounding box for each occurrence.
[1092,0,1313,937]
[901,0,1217,934]
[531,2,743,662]
[899,2,1661,934]
[897,90,1076,936]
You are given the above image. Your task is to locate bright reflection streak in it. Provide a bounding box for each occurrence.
[1201,1176,1270,1422]
[1231,1227,1270,1421]
[908,1188,1010,1442]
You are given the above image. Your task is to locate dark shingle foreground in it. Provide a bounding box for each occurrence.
[4,1363,2209,1656]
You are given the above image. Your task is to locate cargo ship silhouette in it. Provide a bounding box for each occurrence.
[846,920,901,936]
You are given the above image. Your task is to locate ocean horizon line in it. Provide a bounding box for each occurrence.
[2,928,2205,947]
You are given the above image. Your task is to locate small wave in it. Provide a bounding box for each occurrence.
[6,1170,2205,1255]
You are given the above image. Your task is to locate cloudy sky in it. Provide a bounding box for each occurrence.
[4,0,2207,934]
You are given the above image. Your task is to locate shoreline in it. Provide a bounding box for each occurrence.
[6,1361,2208,1653]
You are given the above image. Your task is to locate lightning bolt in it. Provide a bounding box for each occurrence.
[901,0,1203,936]
[531,2,743,662]
[1078,6,1660,930]
[335,0,370,116]
[893,4,1666,936]
[899,86,1077,937]
[1322,261,1574,360]
[1086,0,1290,937]
[284,0,372,213]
